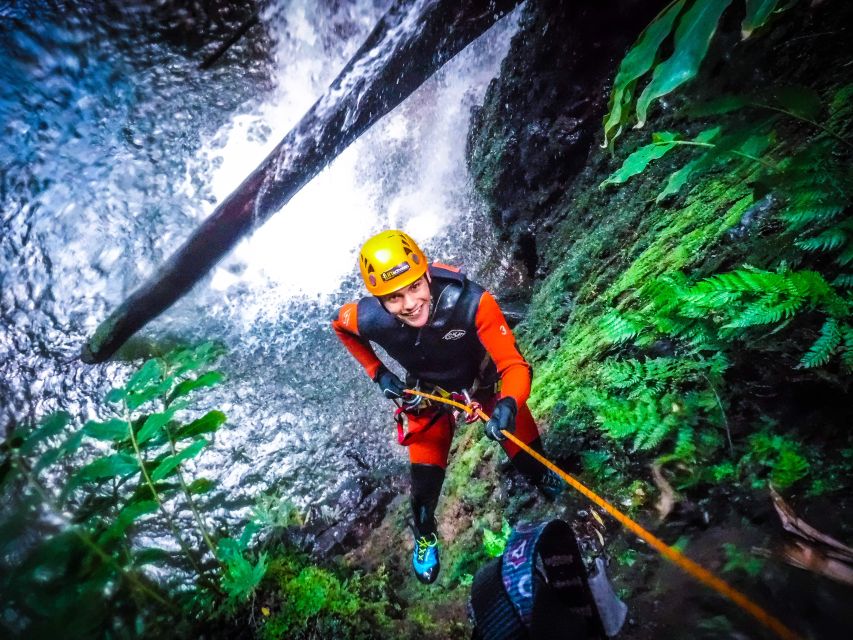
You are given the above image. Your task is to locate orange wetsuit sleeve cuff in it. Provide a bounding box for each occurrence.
[332,302,383,380]
[475,291,531,406]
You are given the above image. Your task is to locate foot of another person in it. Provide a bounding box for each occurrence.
[412,532,440,584]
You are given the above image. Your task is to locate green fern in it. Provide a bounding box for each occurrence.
[800,318,842,368]
[600,311,645,344]
[771,449,810,489]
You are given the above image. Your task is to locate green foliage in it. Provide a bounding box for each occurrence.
[635,0,734,128]
[602,125,774,201]
[0,343,258,637]
[605,266,852,369]
[616,547,639,568]
[219,536,269,604]
[602,0,686,149]
[721,543,765,577]
[261,551,396,640]
[581,450,618,484]
[742,426,810,489]
[600,131,680,187]
[482,519,512,558]
[603,0,796,147]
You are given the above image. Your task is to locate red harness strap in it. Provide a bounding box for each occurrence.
[394,391,482,445]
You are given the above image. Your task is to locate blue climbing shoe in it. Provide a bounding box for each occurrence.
[412,532,440,584]
[536,469,566,500]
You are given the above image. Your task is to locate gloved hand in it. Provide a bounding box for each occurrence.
[374,366,407,400]
[484,397,517,441]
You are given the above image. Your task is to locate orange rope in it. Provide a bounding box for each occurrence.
[404,388,801,640]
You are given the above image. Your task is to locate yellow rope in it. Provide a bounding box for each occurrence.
[403,388,801,640]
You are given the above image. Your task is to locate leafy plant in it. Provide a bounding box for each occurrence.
[600,125,774,201]
[260,552,396,640]
[0,343,262,637]
[604,266,852,369]
[721,542,765,577]
[219,522,269,604]
[742,426,810,489]
[603,0,794,148]
[482,519,512,558]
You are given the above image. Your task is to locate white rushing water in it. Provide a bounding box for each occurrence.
[1,0,522,537]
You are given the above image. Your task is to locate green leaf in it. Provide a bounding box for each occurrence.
[221,549,268,602]
[602,0,686,148]
[133,547,172,567]
[168,371,225,404]
[687,94,750,117]
[150,439,208,481]
[98,500,158,544]
[768,86,822,121]
[126,379,173,411]
[34,431,84,473]
[741,0,781,38]
[636,0,734,128]
[176,410,226,440]
[657,157,702,202]
[105,388,126,403]
[736,132,774,159]
[239,521,263,550]
[82,418,130,442]
[217,537,242,562]
[136,409,177,445]
[655,126,723,202]
[771,449,809,488]
[801,318,842,368]
[20,411,72,455]
[187,478,215,494]
[600,132,679,188]
[126,358,164,393]
[74,453,139,483]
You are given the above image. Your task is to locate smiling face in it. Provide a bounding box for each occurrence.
[380,275,431,327]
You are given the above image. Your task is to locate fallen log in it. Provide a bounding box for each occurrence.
[83,0,521,363]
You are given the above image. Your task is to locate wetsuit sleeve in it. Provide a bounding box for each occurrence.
[332,302,384,380]
[475,291,531,406]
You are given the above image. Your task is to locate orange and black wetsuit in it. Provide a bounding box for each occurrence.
[333,264,548,537]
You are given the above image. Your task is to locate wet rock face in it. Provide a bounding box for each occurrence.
[287,473,405,560]
[467,0,666,271]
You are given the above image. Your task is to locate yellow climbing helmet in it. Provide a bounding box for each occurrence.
[359,230,428,296]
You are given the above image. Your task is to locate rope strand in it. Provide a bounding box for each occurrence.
[404,388,801,640]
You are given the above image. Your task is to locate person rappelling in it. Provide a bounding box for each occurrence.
[332,230,565,584]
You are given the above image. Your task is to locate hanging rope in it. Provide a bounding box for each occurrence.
[403,388,801,640]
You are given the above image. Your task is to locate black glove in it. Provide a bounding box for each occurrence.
[374,366,407,400]
[485,397,517,441]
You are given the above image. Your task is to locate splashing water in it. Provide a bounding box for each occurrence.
[1,0,520,538]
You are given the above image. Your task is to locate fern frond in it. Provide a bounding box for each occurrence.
[724,289,808,328]
[796,227,848,252]
[693,269,788,297]
[600,312,644,344]
[841,325,853,371]
[833,273,853,288]
[672,425,697,463]
[634,420,668,451]
[780,203,845,230]
[836,244,853,267]
[786,270,833,301]
[800,318,842,368]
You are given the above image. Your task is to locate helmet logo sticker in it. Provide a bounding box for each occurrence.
[442,329,466,340]
[381,261,411,282]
